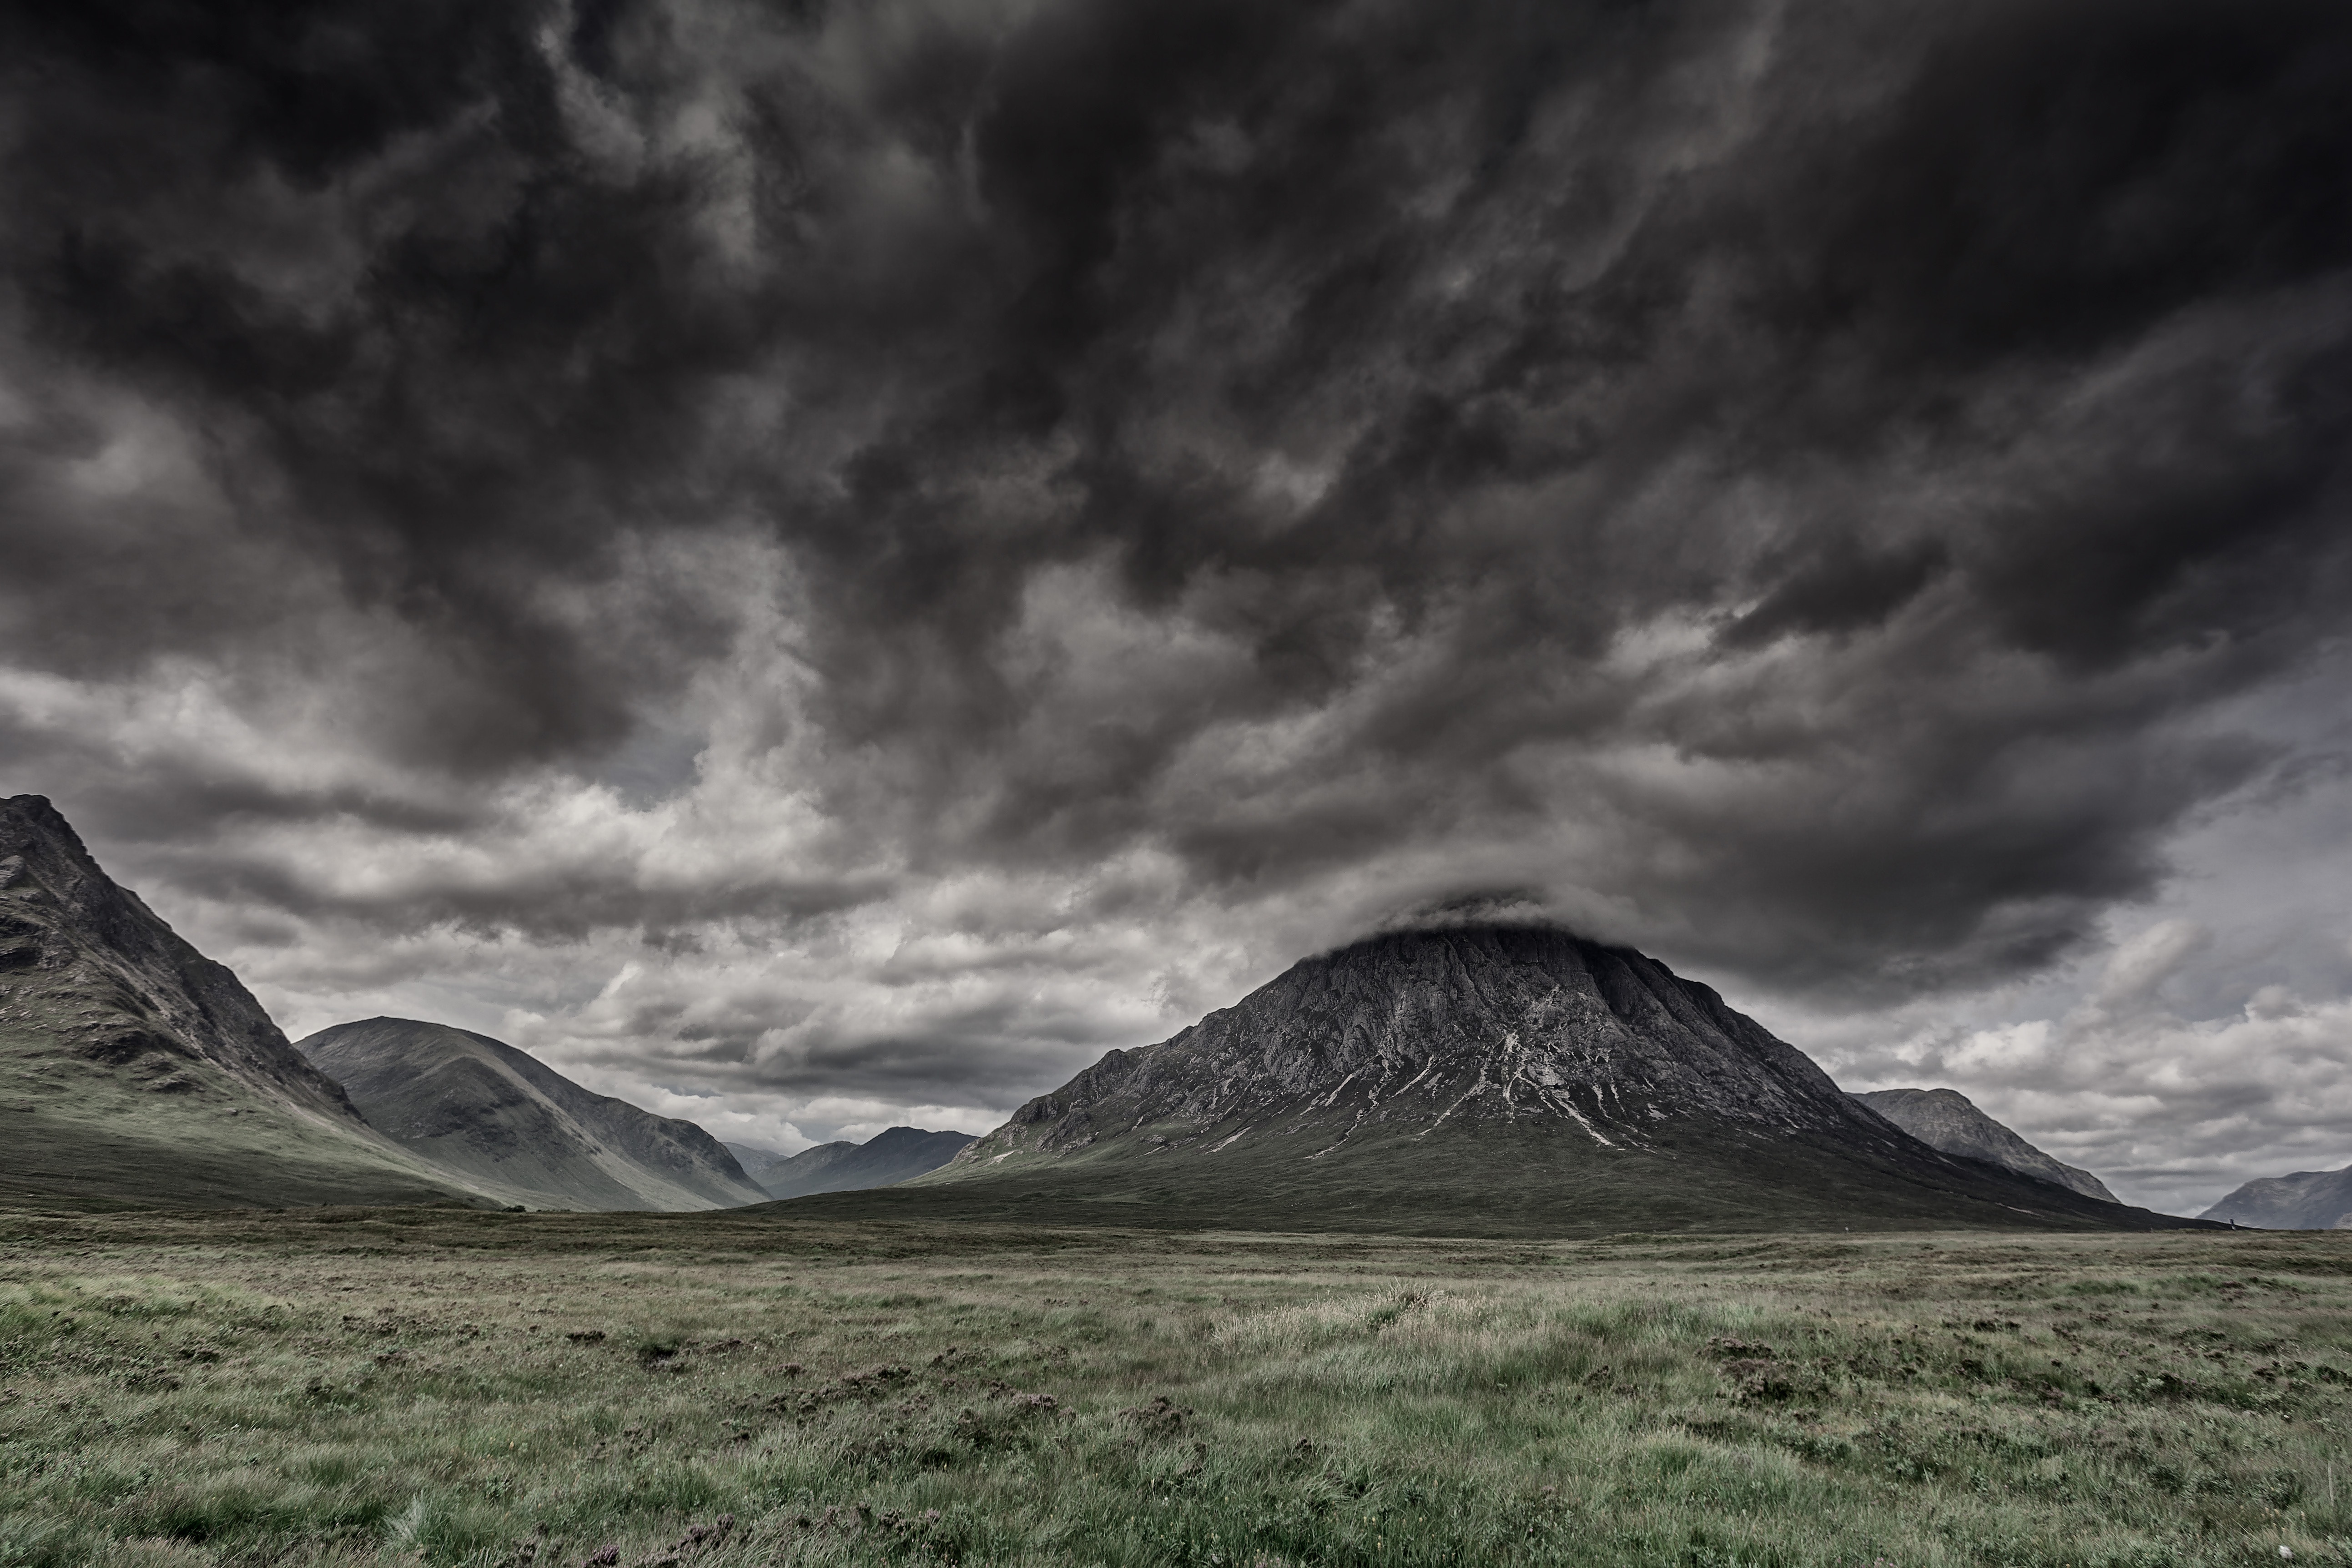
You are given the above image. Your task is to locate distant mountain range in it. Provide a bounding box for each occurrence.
[298,1018,768,1211]
[0,795,487,1209]
[0,795,2266,1234]
[725,1127,976,1200]
[2201,1164,2352,1230]
[1850,1087,2118,1203]
[805,925,2211,1236]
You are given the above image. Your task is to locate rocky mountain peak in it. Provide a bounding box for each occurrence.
[962,923,1904,1165]
[0,793,366,1124]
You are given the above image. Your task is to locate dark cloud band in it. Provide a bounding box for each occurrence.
[3,0,2349,1091]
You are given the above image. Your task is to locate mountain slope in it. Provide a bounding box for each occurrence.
[798,925,2208,1237]
[743,1126,976,1200]
[2200,1165,2352,1230]
[0,795,491,1210]
[722,1141,800,1183]
[1851,1088,2117,1203]
[297,1018,769,1211]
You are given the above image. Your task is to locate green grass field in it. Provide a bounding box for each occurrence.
[1,1203,2348,1567]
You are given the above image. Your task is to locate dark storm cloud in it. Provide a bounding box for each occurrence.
[4,0,2352,1007]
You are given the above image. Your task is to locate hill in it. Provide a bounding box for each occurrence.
[297,1018,768,1211]
[722,1140,796,1183]
[733,1126,976,1200]
[2200,1164,2352,1230]
[0,795,490,1209]
[796,925,2214,1237]
[1851,1087,2117,1202]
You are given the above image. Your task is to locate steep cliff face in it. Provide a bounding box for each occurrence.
[0,795,489,1209]
[2201,1164,2352,1230]
[299,1018,769,1212]
[1852,1088,2118,1203]
[901,925,2206,1236]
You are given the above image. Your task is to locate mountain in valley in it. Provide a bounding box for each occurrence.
[801,925,2212,1237]
[1850,1087,2117,1203]
[728,1126,976,1200]
[298,1018,769,1211]
[723,1140,794,1182]
[0,795,491,1210]
[2198,1163,2352,1230]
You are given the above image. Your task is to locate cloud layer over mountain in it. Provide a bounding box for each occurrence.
[4,0,2349,1203]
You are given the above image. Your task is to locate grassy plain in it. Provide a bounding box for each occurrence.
[0,1204,2348,1568]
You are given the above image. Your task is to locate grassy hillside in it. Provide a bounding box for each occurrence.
[297,1018,768,1212]
[0,1003,489,1211]
[807,1115,2206,1237]
[0,1200,2346,1566]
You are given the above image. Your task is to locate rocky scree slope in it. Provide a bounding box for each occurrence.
[878,926,2207,1235]
[299,1017,768,1211]
[2200,1164,2352,1230]
[0,795,490,1209]
[1851,1087,2118,1203]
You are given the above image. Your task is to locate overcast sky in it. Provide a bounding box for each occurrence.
[5,0,2350,1214]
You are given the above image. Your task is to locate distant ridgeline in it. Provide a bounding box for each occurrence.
[726,1128,976,1201]
[793,925,2218,1238]
[2201,1164,2352,1230]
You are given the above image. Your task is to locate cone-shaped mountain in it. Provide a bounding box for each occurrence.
[822,925,2211,1235]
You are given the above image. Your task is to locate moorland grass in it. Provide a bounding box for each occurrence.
[0,1205,2347,1566]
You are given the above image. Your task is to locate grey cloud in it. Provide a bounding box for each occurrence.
[4,0,2352,1144]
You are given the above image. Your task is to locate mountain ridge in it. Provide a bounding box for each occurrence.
[2200,1163,2352,1230]
[737,1126,976,1200]
[298,1017,768,1211]
[1850,1087,2118,1204]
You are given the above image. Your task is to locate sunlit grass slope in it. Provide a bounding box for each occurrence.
[1,1204,2347,1566]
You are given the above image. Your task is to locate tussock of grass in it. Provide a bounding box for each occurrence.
[0,1208,2347,1565]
